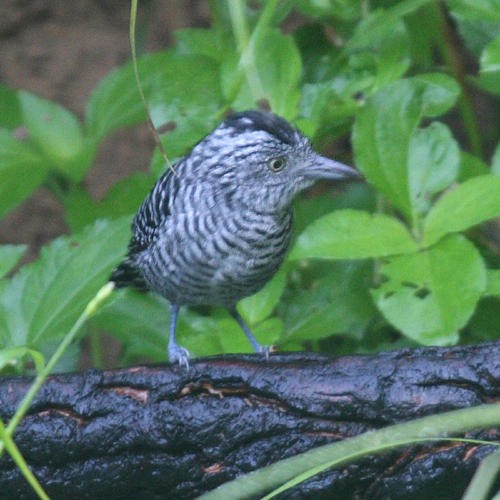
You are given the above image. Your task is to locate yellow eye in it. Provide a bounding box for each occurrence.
[268,157,286,172]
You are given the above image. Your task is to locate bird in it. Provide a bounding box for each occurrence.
[111,110,360,367]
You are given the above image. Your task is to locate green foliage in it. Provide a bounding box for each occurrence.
[0,219,130,351]
[0,0,499,372]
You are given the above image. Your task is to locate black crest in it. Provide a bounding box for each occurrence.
[224,110,298,146]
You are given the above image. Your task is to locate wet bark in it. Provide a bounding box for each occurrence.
[0,342,499,499]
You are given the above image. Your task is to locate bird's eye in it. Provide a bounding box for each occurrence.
[268,157,286,172]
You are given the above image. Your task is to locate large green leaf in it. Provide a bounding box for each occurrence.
[352,75,460,219]
[371,234,486,345]
[63,173,154,232]
[86,51,222,146]
[0,130,50,219]
[423,174,500,246]
[0,218,131,348]
[237,265,288,325]
[289,209,417,260]
[18,91,88,180]
[0,245,26,279]
[281,261,375,343]
[91,289,170,362]
[175,28,225,62]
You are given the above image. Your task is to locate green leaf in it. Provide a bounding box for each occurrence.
[0,245,26,278]
[216,316,282,354]
[86,51,222,147]
[408,122,460,216]
[146,54,222,164]
[458,152,490,181]
[0,85,22,129]
[484,269,500,297]
[371,235,486,345]
[347,13,411,90]
[281,261,375,343]
[0,130,50,218]
[91,289,169,362]
[64,173,154,232]
[222,29,302,118]
[479,34,500,94]
[345,0,431,51]
[423,174,500,246]
[466,298,500,342]
[289,209,417,260]
[352,75,460,218]
[175,28,225,61]
[18,91,85,171]
[238,266,288,325]
[0,218,131,348]
[92,290,226,362]
[85,54,155,140]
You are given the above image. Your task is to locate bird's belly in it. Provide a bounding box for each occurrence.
[141,214,291,307]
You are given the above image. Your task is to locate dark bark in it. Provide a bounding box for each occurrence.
[0,342,499,499]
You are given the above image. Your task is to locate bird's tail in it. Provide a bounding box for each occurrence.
[110,257,148,291]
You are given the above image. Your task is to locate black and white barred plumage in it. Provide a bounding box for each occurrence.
[111,110,359,366]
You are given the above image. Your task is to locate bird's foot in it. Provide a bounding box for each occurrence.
[168,344,190,370]
[258,344,278,360]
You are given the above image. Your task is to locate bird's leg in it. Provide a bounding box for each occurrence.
[229,308,270,358]
[168,304,190,369]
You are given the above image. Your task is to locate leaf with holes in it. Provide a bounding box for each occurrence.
[371,234,486,345]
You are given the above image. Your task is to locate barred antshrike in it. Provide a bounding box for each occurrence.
[111,110,360,367]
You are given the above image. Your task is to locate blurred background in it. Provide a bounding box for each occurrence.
[0,0,208,258]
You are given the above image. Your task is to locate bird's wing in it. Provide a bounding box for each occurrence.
[110,167,178,289]
[131,167,178,251]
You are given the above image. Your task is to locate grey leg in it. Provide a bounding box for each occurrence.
[168,304,190,368]
[229,308,269,357]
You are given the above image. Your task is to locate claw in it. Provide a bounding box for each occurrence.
[169,345,190,370]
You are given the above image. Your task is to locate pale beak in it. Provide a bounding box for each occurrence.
[304,154,361,181]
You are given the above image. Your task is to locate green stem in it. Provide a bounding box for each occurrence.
[0,419,49,500]
[1,283,114,442]
[435,1,483,158]
[129,0,174,173]
[200,403,500,499]
[227,0,281,103]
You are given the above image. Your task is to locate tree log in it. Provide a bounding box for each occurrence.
[0,342,499,499]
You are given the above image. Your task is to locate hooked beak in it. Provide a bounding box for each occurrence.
[304,154,361,181]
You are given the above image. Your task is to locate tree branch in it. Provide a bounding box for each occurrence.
[0,342,499,498]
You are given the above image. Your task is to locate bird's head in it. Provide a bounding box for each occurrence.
[190,110,361,213]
